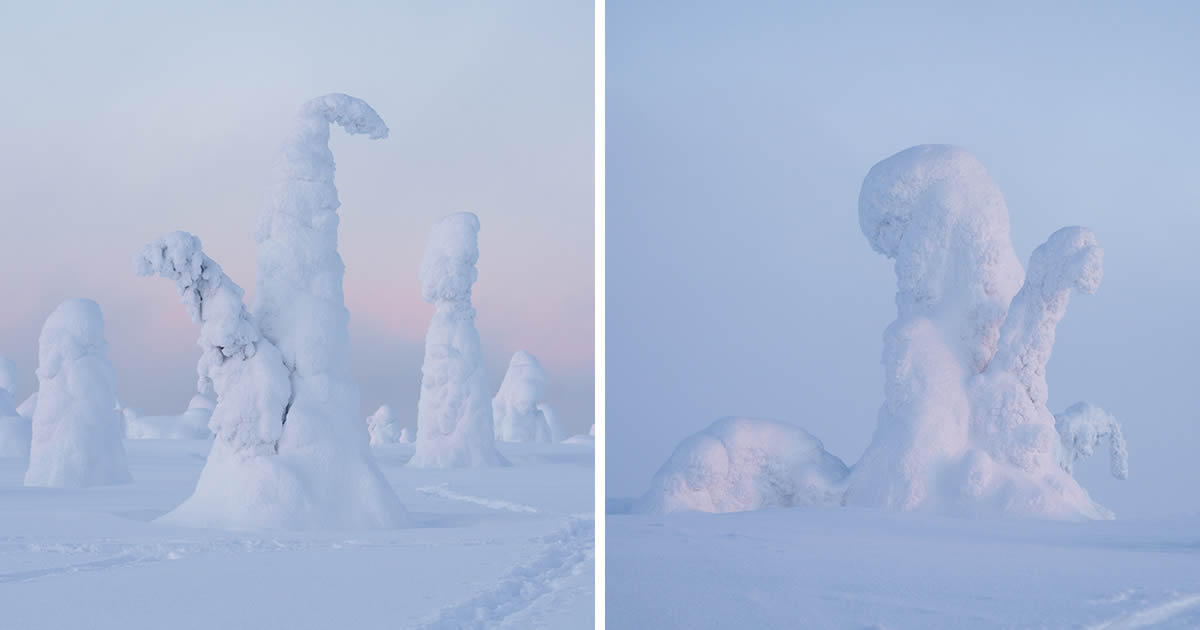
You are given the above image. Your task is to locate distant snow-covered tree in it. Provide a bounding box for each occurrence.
[494,351,554,443]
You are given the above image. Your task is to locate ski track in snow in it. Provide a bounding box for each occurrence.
[0,537,497,585]
[1086,592,1200,630]
[416,483,540,513]
[413,517,595,630]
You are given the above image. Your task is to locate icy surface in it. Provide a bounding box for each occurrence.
[411,213,506,467]
[494,351,554,443]
[0,439,594,629]
[24,299,131,487]
[0,357,31,458]
[607,507,1200,629]
[844,145,1116,520]
[635,417,849,514]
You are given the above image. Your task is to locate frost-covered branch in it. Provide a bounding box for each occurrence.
[1054,402,1128,480]
[136,231,289,456]
[987,227,1103,407]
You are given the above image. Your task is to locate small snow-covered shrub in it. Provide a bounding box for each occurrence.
[410,213,506,468]
[636,417,849,515]
[494,351,553,443]
[25,299,131,487]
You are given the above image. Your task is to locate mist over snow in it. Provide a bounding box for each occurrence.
[607,1,1200,520]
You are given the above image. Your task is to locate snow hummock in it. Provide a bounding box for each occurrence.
[123,394,215,440]
[24,299,131,487]
[410,212,507,468]
[636,417,849,514]
[0,357,31,458]
[366,404,403,445]
[135,97,406,532]
[494,351,554,443]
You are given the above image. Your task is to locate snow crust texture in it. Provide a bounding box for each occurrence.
[24,299,131,487]
[494,351,554,443]
[134,93,405,529]
[410,213,507,467]
[636,417,849,514]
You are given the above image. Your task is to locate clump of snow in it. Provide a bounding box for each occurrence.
[124,394,215,440]
[0,357,32,458]
[136,99,406,532]
[410,212,507,467]
[366,404,403,445]
[1054,402,1128,480]
[24,299,131,487]
[842,145,1119,520]
[494,351,554,443]
[636,417,849,515]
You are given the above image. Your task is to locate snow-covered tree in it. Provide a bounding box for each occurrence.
[24,299,131,486]
[410,212,506,467]
[366,404,403,445]
[636,417,849,514]
[16,391,37,419]
[134,95,406,530]
[843,145,1119,519]
[0,357,31,458]
[1054,402,1128,480]
[493,350,554,443]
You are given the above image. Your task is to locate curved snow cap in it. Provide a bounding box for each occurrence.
[37,299,109,381]
[420,212,481,304]
[636,417,849,515]
[0,357,17,397]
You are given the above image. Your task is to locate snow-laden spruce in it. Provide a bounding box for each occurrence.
[637,417,849,514]
[494,350,554,443]
[843,145,1121,519]
[410,212,507,467]
[24,299,131,487]
[123,394,214,440]
[366,404,403,445]
[134,95,405,529]
[1054,402,1128,480]
[0,357,32,458]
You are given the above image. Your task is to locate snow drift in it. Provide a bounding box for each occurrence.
[133,94,405,529]
[0,357,31,458]
[637,417,849,514]
[24,299,131,487]
[410,212,507,467]
[494,350,554,443]
[123,394,214,440]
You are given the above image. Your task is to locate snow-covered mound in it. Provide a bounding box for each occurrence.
[365,404,403,445]
[843,145,1120,520]
[0,357,31,458]
[24,299,131,487]
[494,351,554,443]
[636,417,849,515]
[124,395,214,440]
[410,212,507,467]
[137,108,406,530]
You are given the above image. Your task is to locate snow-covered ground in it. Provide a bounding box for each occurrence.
[606,503,1200,629]
[0,439,594,629]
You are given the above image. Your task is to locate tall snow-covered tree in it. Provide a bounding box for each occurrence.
[410,212,507,467]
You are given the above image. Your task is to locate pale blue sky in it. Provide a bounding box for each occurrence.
[0,1,594,434]
[607,1,1200,517]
